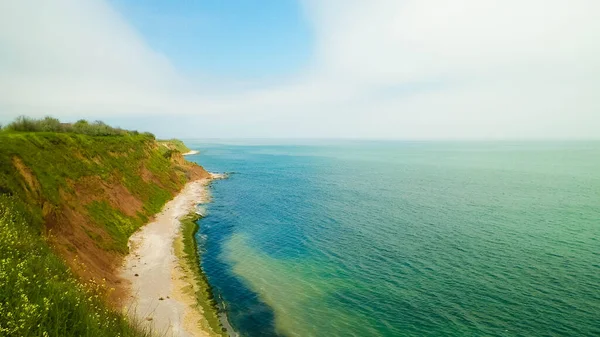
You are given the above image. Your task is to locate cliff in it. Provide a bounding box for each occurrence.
[0,129,209,336]
[158,138,192,154]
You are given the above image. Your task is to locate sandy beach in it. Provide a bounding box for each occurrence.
[121,176,220,337]
[183,150,200,156]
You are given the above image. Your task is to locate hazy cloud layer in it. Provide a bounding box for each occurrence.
[1,0,599,138]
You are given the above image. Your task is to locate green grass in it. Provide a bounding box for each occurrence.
[86,201,145,253]
[158,139,191,154]
[179,213,227,336]
[0,128,196,336]
[0,196,151,337]
[0,132,182,239]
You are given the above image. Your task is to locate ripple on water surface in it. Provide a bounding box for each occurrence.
[192,141,600,337]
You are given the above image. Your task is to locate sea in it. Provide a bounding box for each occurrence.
[184,140,600,337]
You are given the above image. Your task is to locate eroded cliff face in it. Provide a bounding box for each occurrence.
[0,133,209,305]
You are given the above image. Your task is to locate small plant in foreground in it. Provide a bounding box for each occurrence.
[0,196,150,337]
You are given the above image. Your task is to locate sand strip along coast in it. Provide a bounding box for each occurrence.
[121,174,223,337]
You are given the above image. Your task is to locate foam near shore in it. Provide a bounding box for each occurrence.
[121,177,223,337]
[183,150,200,156]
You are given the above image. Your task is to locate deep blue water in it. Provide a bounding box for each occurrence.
[186,141,600,337]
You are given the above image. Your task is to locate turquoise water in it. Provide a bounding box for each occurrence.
[186,141,600,337]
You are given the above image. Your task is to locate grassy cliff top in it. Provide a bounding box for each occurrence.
[158,139,191,154]
[0,116,208,336]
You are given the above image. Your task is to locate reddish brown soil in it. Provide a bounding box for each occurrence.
[12,151,210,306]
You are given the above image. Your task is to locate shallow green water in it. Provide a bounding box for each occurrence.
[189,141,600,336]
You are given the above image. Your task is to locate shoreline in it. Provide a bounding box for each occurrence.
[120,175,224,337]
[183,150,200,156]
[174,212,226,336]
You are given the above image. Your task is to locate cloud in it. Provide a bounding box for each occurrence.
[0,0,186,116]
[229,0,600,139]
[1,0,599,138]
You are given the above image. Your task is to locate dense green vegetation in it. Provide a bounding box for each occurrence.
[1,116,155,138]
[0,196,150,337]
[0,117,197,336]
[86,201,147,253]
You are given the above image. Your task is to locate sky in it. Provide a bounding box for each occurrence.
[0,0,599,139]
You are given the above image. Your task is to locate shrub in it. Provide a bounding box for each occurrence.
[142,132,155,139]
[39,117,63,132]
[4,116,41,132]
[1,116,146,138]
